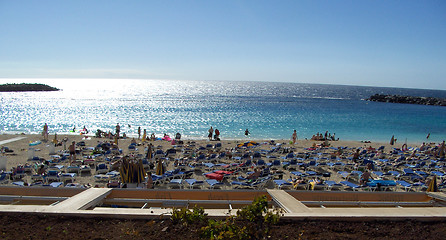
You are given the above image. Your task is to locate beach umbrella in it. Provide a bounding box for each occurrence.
[147,144,153,160]
[427,176,438,192]
[119,158,128,183]
[137,159,145,184]
[155,160,164,175]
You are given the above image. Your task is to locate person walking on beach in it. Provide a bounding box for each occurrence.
[245,129,250,137]
[138,127,141,140]
[291,130,298,144]
[115,123,121,138]
[43,123,49,141]
[69,141,76,165]
[142,129,147,142]
[214,128,220,140]
[208,126,213,140]
[175,132,181,140]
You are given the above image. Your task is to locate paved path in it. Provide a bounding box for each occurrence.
[267,189,311,213]
[52,188,112,211]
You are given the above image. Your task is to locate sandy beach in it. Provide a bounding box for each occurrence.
[0,133,443,191]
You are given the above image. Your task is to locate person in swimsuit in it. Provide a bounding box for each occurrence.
[208,126,213,140]
[69,141,76,166]
[291,130,297,144]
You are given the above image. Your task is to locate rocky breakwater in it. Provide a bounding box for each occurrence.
[0,83,59,92]
[368,94,446,106]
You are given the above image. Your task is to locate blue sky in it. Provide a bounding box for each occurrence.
[1,0,445,89]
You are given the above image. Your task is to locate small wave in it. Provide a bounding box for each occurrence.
[292,95,349,100]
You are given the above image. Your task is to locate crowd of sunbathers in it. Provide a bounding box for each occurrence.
[1,127,445,191]
[311,131,338,141]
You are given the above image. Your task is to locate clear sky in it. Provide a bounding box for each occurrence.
[1,0,445,89]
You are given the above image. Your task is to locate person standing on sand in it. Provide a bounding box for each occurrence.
[208,126,213,140]
[69,141,76,166]
[291,130,297,144]
[43,123,49,141]
[214,129,220,140]
[142,129,147,143]
[116,123,121,138]
[390,135,395,145]
[146,174,153,189]
[138,127,141,139]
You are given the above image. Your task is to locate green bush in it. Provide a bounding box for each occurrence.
[201,217,250,240]
[171,205,208,226]
[200,195,281,239]
[170,196,281,239]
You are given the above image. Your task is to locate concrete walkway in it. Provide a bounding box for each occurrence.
[0,188,445,220]
[267,189,311,213]
[428,192,446,202]
[52,188,112,211]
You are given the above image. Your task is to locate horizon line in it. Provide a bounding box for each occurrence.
[1,77,445,92]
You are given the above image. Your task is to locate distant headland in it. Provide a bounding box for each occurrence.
[0,83,60,92]
[368,94,446,106]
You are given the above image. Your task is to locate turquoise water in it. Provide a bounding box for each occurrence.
[1,79,445,143]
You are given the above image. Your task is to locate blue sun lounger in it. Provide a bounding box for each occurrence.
[291,171,305,177]
[340,181,361,191]
[60,173,76,183]
[415,171,428,178]
[12,181,25,187]
[396,180,412,191]
[367,180,396,191]
[388,171,401,179]
[325,180,342,191]
[305,171,317,176]
[432,171,445,178]
[168,179,183,189]
[49,182,64,188]
[403,168,415,175]
[372,171,384,179]
[273,179,292,189]
[231,181,250,188]
[338,171,349,179]
[206,179,223,189]
[0,173,9,184]
[184,179,203,189]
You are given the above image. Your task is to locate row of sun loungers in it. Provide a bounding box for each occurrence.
[5,138,445,192]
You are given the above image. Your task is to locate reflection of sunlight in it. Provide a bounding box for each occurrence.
[3,78,444,141]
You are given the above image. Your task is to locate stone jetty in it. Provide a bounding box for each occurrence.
[368,94,446,106]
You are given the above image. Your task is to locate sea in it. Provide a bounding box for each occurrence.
[1,78,445,144]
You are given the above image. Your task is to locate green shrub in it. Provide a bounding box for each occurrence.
[200,195,281,239]
[171,205,208,226]
[201,217,250,240]
[169,196,281,239]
